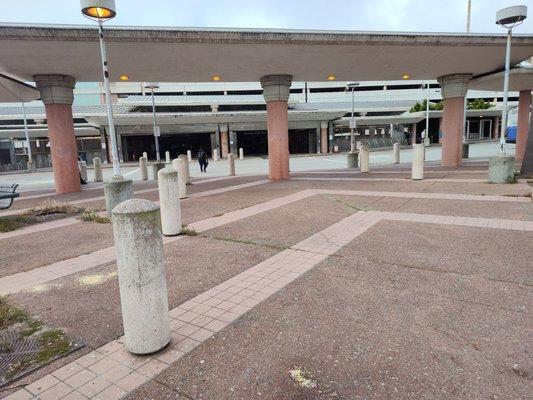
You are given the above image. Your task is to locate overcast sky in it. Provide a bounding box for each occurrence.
[1,0,532,33]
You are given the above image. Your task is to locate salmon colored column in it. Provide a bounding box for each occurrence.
[320,121,328,154]
[437,73,472,167]
[220,128,229,158]
[516,90,532,163]
[35,75,81,194]
[261,75,292,180]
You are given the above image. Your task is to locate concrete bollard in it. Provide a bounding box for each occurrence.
[172,158,187,199]
[79,161,88,182]
[142,152,148,159]
[187,150,192,163]
[239,147,244,160]
[213,148,219,161]
[165,151,171,164]
[139,156,148,180]
[393,142,400,164]
[93,157,103,182]
[360,146,370,173]
[412,144,424,180]
[112,199,170,355]
[488,155,515,183]
[104,176,134,216]
[228,153,236,176]
[152,162,165,180]
[462,143,469,159]
[178,154,190,183]
[347,151,358,168]
[158,167,181,236]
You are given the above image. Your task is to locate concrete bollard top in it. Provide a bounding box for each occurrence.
[112,198,160,216]
[158,166,178,178]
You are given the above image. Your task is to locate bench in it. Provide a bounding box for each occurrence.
[0,184,19,210]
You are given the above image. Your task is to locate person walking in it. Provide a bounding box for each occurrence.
[198,148,208,173]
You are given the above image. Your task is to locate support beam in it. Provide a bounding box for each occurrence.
[516,90,532,163]
[220,124,229,158]
[261,74,292,180]
[320,121,328,154]
[437,73,472,167]
[35,74,80,194]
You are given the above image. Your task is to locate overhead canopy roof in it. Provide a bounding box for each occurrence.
[1,24,532,84]
[470,67,533,92]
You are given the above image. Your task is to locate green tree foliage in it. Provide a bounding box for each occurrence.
[467,98,492,110]
[409,99,443,113]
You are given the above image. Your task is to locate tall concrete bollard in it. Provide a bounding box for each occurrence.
[239,147,244,160]
[152,162,165,180]
[112,199,170,354]
[79,161,88,182]
[412,144,424,180]
[187,150,192,163]
[360,146,370,173]
[213,148,220,161]
[104,176,134,216]
[228,153,236,176]
[347,151,358,168]
[393,142,400,164]
[139,156,148,180]
[178,154,190,183]
[488,155,515,183]
[158,167,181,236]
[165,151,171,164]
[93,157,103,182]
[172,158,187,199]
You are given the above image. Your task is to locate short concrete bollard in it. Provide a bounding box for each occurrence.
[142,152,148,158]
[93,157,103,182]
[187,150,192,163]
[158,167,181,236]
[152,162,165,180]
[178,154,190,183]
[172,158,187,199]
[360,146,370,173]
[104,176,134,216]
[139,156,148,181]
[165,151,171,164]
[239,147,244,160]
[112,199,170,355]
[347,151,358,168]
[462,143,469,159]
[79,161,88,182]
[392,142,400,164]
[412,144,424,180]
[213,148,220,161]
[228,153,236,176]
[488,155,515,183]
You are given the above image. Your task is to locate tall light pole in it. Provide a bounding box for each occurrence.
[495,5,527,155]
[81,0,121,176]
[347,82,359,152]
[21,102,33,171]
[145,83,161,162]
[466,0,472,33]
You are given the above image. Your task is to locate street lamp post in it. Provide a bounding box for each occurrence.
[495,5,527,155]
[21,102,33,171]
[81,0,121,177]
[347,82,359,152]
[145,83,161,163]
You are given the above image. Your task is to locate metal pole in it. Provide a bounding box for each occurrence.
[350,86,356,152]
[499,28,512,155]
[21,102,32,167]
[98,19,121,176]
[151,89,161,162]
[425,83,430,141]
[466,0,472,33]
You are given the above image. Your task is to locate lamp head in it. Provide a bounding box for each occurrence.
[81,0,116,20]
[145,83,160,91]
[496,5,527,28]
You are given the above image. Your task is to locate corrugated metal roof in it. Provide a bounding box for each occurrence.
[0,104,131,117]
[120,94,270,105]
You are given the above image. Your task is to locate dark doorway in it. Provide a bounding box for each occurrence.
[236,131,268,156]
[289,129,311,154]
[122,133,212,161]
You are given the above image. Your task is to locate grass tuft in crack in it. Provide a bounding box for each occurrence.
[79,210,110,224]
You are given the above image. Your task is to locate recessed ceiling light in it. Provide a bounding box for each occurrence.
[402,74,410,80]
[119,75,129,81]
[327,75,336,81]
[212,75,222,81]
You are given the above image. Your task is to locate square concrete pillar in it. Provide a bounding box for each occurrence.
[35,74,80,194]
[516,90,532,163]
[437,73,472,167]
[261,75,292,180]
[220,125,229,158]
[320,121,328,154]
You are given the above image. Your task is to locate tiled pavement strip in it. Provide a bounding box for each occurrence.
[0,180,270,241]
[1,188,530,296]
[4,206,533,399]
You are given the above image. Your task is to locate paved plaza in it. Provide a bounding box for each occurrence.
[0,150,531,400]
